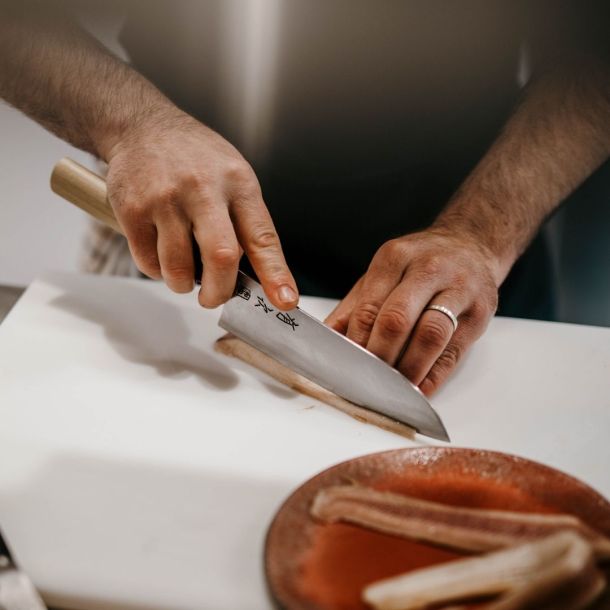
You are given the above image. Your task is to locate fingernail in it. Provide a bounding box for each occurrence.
[278,285,297,304]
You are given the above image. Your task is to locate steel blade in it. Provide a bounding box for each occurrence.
[219,272,449,441]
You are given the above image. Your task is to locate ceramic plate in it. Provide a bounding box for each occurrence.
[265,447,610,610]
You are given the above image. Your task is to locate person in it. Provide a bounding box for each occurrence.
[1,1,608,396]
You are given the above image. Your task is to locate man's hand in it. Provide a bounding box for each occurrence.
[325,230,498,396]
[326,51,610,395]
[0,8,298,311]
[106,109,298,310]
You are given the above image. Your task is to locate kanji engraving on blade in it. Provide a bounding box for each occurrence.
[236,285,251,300]
[276,311,299,331]
[254,296,274,313]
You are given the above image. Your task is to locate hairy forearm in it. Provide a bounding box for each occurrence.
[434,54,610,285]
[0,4,175,159]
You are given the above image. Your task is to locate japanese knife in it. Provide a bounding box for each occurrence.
[50,158,449,441]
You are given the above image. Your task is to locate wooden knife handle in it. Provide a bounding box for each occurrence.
[50,158,123,234]
[50,157,204,281]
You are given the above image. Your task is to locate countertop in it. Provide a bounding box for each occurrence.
[0,272,609,610]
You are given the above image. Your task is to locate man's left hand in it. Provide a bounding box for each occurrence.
[325,229,499,396]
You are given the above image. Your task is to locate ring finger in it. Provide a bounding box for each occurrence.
[397,291,468,386]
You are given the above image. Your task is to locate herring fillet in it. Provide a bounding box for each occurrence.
[363,530,605,610]
[309,485,610,610]
[311,485,610,559]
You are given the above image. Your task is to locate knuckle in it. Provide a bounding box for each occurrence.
[135,257,161,277]
[227,162,261,202]
[375,239,405,263]
[399,362,418,384]
[135,250,159,268]
[329,313,350,333]
[249,227,280,251]
[352,302,381,331]
[188,178,219,205]
[470,292,498,322]
[437,343,462,370]
[151,185,182,212]
[450,270,469,290]
[421,373,440,396]
[418,319,449,350]
[419,378,435,396]
[377,307,410,337]
[468,300,487,322]
[177,171,207,192]
[129,229,155,253]
[225,160,255,184]
[421,255,444,277]
[163,264,193,283]
[120,199,149,225]
[207,246,240,268]
[377,239,398,257]
[262,270,292,288]
[157,183,181,204]
[192,182,215,205]
[421,344,462,395]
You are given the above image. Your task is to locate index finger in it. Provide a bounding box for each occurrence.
[231,195,298,310]
[324,276,364,335]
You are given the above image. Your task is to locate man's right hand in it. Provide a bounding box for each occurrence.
[103,108,298,310]
[0,9,297,310]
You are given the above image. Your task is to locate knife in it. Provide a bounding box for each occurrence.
[0,528,47,610]
[50,158,449,441]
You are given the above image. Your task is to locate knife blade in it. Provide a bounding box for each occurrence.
[0,529,47,610]
[51,158,449,441]
[219,271,449,441]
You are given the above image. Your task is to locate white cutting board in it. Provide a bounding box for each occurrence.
[0,271,609,610]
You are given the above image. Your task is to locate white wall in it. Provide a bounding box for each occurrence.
[0,102,93,286]
[0,6,125,289]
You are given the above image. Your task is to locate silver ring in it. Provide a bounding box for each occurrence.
[425,304,458,332]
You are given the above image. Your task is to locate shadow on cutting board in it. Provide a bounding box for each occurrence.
[46,274,239,392]
[0,449,292,610]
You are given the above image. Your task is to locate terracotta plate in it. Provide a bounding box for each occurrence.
[265,447,610,610]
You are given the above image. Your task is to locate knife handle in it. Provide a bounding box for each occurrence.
[50,158,121,233]
[50,157,203,281]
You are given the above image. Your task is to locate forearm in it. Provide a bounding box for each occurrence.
[434,54,610,286]
[0,3,175,159]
